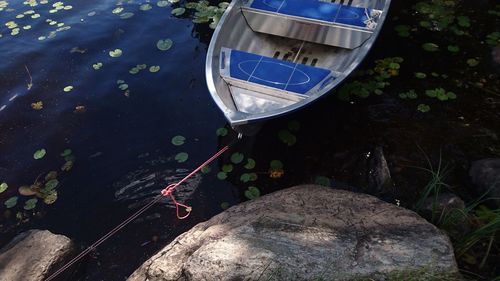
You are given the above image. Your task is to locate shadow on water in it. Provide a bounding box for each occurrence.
[0,0,499,279]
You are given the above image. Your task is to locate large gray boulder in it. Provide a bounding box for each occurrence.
[128,185,459,281]
[0,229,74,281]
[469,158,500,206]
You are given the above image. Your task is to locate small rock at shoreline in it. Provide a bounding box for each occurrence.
[469,158,500,206]
[0,229,74,281]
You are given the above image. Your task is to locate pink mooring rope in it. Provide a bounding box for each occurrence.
[44,138,236,281]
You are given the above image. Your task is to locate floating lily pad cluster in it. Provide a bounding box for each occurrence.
[117,80,130,96]
[2,148,75,215]
[183,1,229,29]
[170,135,189,163]
[413,0,470,35]
[337,57,403,100]
[277,120,300,146]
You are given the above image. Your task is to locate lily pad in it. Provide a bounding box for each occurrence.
[149,65,160,73]
[171,135,185,146]
[24,198,38,210]
[60,149,72,157]
[44,179,59,191]
[244,186,260,200]
[414,72,426,79]
[315,176,331,186]
[417,104,430,113]
[230,152,244,164]
[92,62,103,70]
[63,86,73,92]
[216,171,227,180]
[171,7,185,16]
[43,191,57,204]
[422,42,439,52]
[0,182,8,193]
[18,185,37,196]
[112,7,123,14]
[109,49,122,57]
[45,171,58,181]
[466,58,479,67]
[270,160,283,170]
[240,173,257,183]
[175,152,189,163]
[34,149,46,159]
[222,164,233,173]
[220,202,230,209]
[140,4,152,11]
[201,166,211,174]
[4,196,18,208]
[244,158,255,169]
[216,127,228,136]
[447,45,460,53]
[129,67,139,74]
[118,84,129,90]
[157,0,169,7]
[120,12,134,19]
[278,130,296,146]
[156,39,173,51]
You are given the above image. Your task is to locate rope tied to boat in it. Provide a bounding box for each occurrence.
[364,8,381,30]
[44,132,242,281]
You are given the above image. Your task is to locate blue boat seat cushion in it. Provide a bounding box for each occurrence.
[250,0,371,28]
[225,49,332,95]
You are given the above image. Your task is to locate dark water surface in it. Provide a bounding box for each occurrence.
[1,0,499,279]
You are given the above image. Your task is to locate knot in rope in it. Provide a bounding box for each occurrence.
[161,183,192,220]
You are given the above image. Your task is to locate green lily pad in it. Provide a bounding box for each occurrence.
[112,7,123,14]
[24,198,38,210]
[278,130,296,146]
[157,0,169,7]
[201,166,211,174]
[34,149,46,160]
[417,104,430,113]
[118,84,129,90]
[220,202,230,209]
[129,67,139,74]
[466,58,479,67]
[414,72,426,79]
[117,80,125,84]
[270,160,283,170]
[45,171,58,181]
[240,173,257,183]
[171,7,185,16]
[0,182,8,193]
[422,42,439,52]
[109,49,122,57]
[244,158,255,170]
[230,152,244,164]
[4,196,18,208]
[447,45,460,53]
[217,171,227,180]
[171,135,186,146]
[222,164,233,173]
[63,86,73,92]
[92,62,103,70]
[216,127,228,136]
[60,149,72,157]
[456,16,470,28]
[175,152,189,163]
[137,64,147,70]
[140,4,152,11]
[244,186,260,200]
[447,92,457,99]
[149,65,160,73]
[44,179,59,191]
[156,39,173,51]
[315,176,331,186]
[120,12,134,19]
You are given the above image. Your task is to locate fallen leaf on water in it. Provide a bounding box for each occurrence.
[31,101,43,110]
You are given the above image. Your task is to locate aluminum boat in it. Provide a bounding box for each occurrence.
[206,0,391,134]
